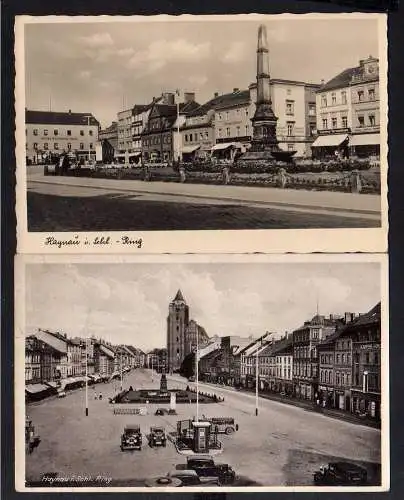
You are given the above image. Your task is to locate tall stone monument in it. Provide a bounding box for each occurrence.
[237,24,295,164]
[160,373,168,392]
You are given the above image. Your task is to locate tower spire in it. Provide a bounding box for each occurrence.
[174,289,185,302]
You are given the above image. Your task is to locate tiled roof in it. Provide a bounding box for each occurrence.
[26,110,99,126]
[317,67,359,92]
[189,90,250,117]
[342,302,381,332]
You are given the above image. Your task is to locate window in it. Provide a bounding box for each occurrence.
[321,96,327,107]
[54,129,58,136]
[79,143,84,150]
[44,129,48,136]
[287,143,295,152]
[342,116,348,128]
[218,128,222,138]
[332,117,338,129]
[342,354,346,364]
[286,100,294,115]
[33,129,38,136]
[341,91,347,104]
[322,118,328,130]
[226,127,230,137]
[357,90,364,102]
[189,133,193,141]
[374,352,379,365]
[287,122,294,136]
[310,123,316,136]
[368,88,375,101]
[89,130,93,136]
[336,372,340,385]
[218,113,222,120]
[225,112,229,120]
[33,142,38,150]
[67,143,72,150]
[185,134,188,142]
[236,126,240,136]
[245,125,249,135]
[308,103,316,116]
[89,143,93,150]
[331,92,336,105]
[80,130,84,136]
[358,116,365,127]
[205,131,209,139]
[369,114,376,126]
[200,133,203,140]
[245,109,249,117]
[54,143,59,150]
[44,143,48,150]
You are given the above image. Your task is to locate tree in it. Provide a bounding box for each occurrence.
[179,352,195,379]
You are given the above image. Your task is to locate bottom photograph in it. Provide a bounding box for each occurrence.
[15,254,388,492]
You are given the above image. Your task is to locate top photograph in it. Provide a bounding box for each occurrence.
[15,14,388,254]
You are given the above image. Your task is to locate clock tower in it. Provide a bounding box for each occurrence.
[167,290,189,373]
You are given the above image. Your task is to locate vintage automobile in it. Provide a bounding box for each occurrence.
[313,462,368,485]
[149,426,166,447]
[167,470,219,486]
[188,376,196,382]
[203,416,239,435]
[57,391,66,398]
[155,408,168,416]
[186,456,236,485]
[120,425,142,451]
[167,409,177,415]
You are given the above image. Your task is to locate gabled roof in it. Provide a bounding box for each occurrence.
[189,90,250,117]
[342,302,381,332]
[317,67,358,92]
[26,110,99,126]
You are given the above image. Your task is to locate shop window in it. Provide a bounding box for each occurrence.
[44,143,48,150]
[54,129,58,136]
[358,116,365,127]
[342,116,348,128]
[322,118,328,130]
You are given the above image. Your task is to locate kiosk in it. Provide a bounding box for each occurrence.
[191,421,211,453]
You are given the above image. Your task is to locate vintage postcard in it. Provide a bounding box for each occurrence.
[15,13,388,254]
[15,253,389,492]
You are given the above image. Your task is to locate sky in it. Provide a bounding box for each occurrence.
[23,16,380,128]
[25,262,381,352]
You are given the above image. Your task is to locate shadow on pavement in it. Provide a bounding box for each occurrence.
[283,449,381,486]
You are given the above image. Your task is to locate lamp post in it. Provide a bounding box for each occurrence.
[120,351,123,392]
[84,338,89,416]
[176,90,180,162]
[255,340,259,416]
[196,331,199,423]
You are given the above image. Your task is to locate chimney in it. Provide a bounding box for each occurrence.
[214,92,219,98]
[68,109,72,114]
[184,92,195,103]
[320,79,325,86]
[233,88,239,93]
[344,312,354,324]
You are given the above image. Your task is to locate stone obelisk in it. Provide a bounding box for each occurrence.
[250,24,279,153]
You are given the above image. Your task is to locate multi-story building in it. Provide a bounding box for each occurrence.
[240,333,272,388]
[142,92,199,164]
[167,289,190,372]
[94,342,115,376]
[25,109,99,164]
[117,108,135,162]
[25,336,42,383]
[313,56,380,159]
[34,329,70,379]
[184,320,210,357]
[98,121,118,163]
[343,303,381,419]
[349,56,380,159]
[131,103,155,163]
[271,336,294,394]
[292,315,341,401]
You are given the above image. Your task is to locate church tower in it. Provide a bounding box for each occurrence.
[167,289,189,373]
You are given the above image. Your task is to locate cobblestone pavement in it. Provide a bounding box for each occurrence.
[27,183,379,232]
[25,369,382,488]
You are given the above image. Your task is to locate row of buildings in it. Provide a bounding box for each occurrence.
[25,56,381,164]
[25,328,166,387]
[167,290,382,420]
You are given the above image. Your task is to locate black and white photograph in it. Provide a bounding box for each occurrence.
[15,254,389,492]
[15,14,387,253]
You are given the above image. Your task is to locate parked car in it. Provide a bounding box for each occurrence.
[188,376,196,382]
[149,426,166,447]
[186,456,236,485]
[168,409,177,415]
[167,470,219,486]
[57,391,66,398]
[120,425,142,451]
[155,408,168,416]
[313,462,368,485]
[203,416,239,435]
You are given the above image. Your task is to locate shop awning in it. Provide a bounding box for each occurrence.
[211,143,233,151]
[311,134,348,147]
[349,133,380,147]
[182,145,201,154]
[128,152,142,158]
[45,381,59,389]
[25,384,50,394]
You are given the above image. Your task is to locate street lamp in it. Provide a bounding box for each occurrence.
[196,330,199,423]
[255,340,259,416]
[84,115,92,162]
[80,338,89,417]
[120,351,123,392]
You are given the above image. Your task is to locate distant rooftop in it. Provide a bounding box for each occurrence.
[26,110,99,126]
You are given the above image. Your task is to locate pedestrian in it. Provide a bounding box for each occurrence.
[94,392,98,400]
[99,393,103,400]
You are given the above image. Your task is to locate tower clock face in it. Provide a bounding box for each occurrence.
[368,65,375,74]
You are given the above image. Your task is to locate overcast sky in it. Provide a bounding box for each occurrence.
[25,262,381,351]
[24,16,380,128]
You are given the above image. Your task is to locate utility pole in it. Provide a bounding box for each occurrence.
[255,338,259,416]
[120,351,123,392]
[196,332,199,423]
[85,338,89,416]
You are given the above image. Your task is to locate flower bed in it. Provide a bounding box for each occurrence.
[183,170,224,184]
[146,165,179,182]
[230,172,279,186]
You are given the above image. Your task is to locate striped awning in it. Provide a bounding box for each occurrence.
[182,145,201,154]
[349,133,380,146]
[311,134,348,147]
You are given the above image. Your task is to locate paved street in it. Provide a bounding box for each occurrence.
[25,368,381,487]
[26,168,380,231]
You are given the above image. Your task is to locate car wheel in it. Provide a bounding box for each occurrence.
[225,427,234,435]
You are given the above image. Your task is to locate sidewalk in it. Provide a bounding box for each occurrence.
[28,173,381,220]
[168,375,380,429]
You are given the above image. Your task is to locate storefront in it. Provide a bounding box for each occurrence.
[181,145,201,163]
[311,134,349,160]
[351,389,380,419]
[211,142,244,162]
[349,133,380,159]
